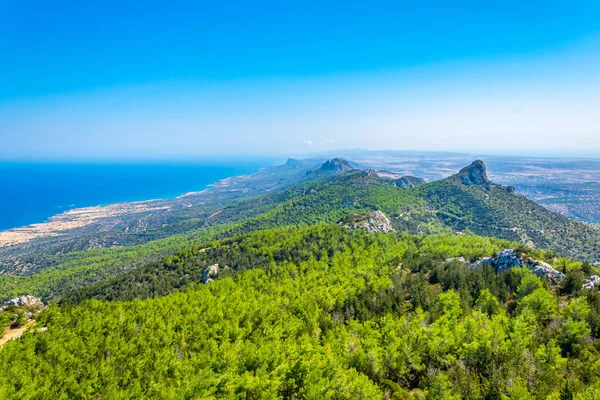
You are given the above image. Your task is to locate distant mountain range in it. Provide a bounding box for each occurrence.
[0,155,599,302]
[2,154,600,399]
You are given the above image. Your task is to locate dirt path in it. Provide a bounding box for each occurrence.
[0,320,35,348]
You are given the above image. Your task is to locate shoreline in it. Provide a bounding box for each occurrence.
[0,201,174,248]
[0,161,273,236]
[0,198,169,234]
[0,168,258,248]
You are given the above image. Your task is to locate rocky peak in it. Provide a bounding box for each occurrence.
[284,158,302,168]
[457,160,491,186]
[395,175,426,189]
[363,169,378,177]
[319,158,355,173]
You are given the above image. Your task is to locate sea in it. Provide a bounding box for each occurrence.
[0,160,275,231]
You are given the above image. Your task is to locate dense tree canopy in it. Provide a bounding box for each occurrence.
[1,225,599,399]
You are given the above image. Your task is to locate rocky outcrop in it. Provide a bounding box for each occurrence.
[473,249,565,284]
[457,160,491,186]
[320,158,354,173]
[445,257,466,263]
[584,275,600,290]
[202,264,219,284]
[6,295,43,308]
[366,211,395,233]
[284,158,303,168]
[316,158,355,174]
[305,158,357,179]
[363,169,378,177]
[340,211,394,234]
[395,175,426,189]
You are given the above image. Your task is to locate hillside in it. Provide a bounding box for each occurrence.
[414,161,600,262]
[1,159,599,302]
[1,224,600,398]
[2,159,600,398]
[0,158,326,274]
[229,160,600,262]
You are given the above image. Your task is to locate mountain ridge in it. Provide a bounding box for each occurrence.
[1,157,599,302]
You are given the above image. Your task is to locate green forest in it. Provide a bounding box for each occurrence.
[3,0,600,393]
[3,170,599,304]
[2,225,600,399]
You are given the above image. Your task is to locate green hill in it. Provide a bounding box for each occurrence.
[414,160,600,262]
[1,159,599,302]
[2,159,600,398]
[1,225,600,398]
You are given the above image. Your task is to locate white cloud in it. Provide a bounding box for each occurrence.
[304,140,313,146]
[320,138,336,145]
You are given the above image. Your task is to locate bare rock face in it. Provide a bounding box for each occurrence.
[475,249,565,284]
[340,211,394,234]
[458,160,491,186]
[7,295,43,308]
[318,158,355,173]
[478,249,522,270]
[445,257,466,263]
[583,275,600,290]
[395,175,426,189]
[305,158,356,178]
[284,158,303,168]
[366,211,394,234]
[526,258,565,282]
[202,264,219,284]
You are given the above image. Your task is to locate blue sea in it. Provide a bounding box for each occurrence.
[0,160,274,231]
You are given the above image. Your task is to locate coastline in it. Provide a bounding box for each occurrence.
[0,161,273,247]
[0,167,258,248]
[0,161,271,235]
[0,200,173,248]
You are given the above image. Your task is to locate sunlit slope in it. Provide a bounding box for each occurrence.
[1,225,599,398]
[2,160,599,301]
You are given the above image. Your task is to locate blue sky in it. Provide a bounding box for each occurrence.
[1,0,599,160]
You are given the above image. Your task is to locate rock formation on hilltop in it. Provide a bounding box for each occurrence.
[475,249,565,284]
[395,175,426,189]
[339,211,394,234]
[306,158,356,177]
[284,158,303,168]
[201,264,220,284]
[319,158,355,173]
[7,295,43,308]
[457,160,491,186]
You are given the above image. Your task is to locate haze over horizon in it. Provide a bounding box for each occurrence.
[2,1,600,160]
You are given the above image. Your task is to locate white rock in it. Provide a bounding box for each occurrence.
[202,264,220,284]
[445,257,466,263]
[7,295,43,308]
[206,264,219,278]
